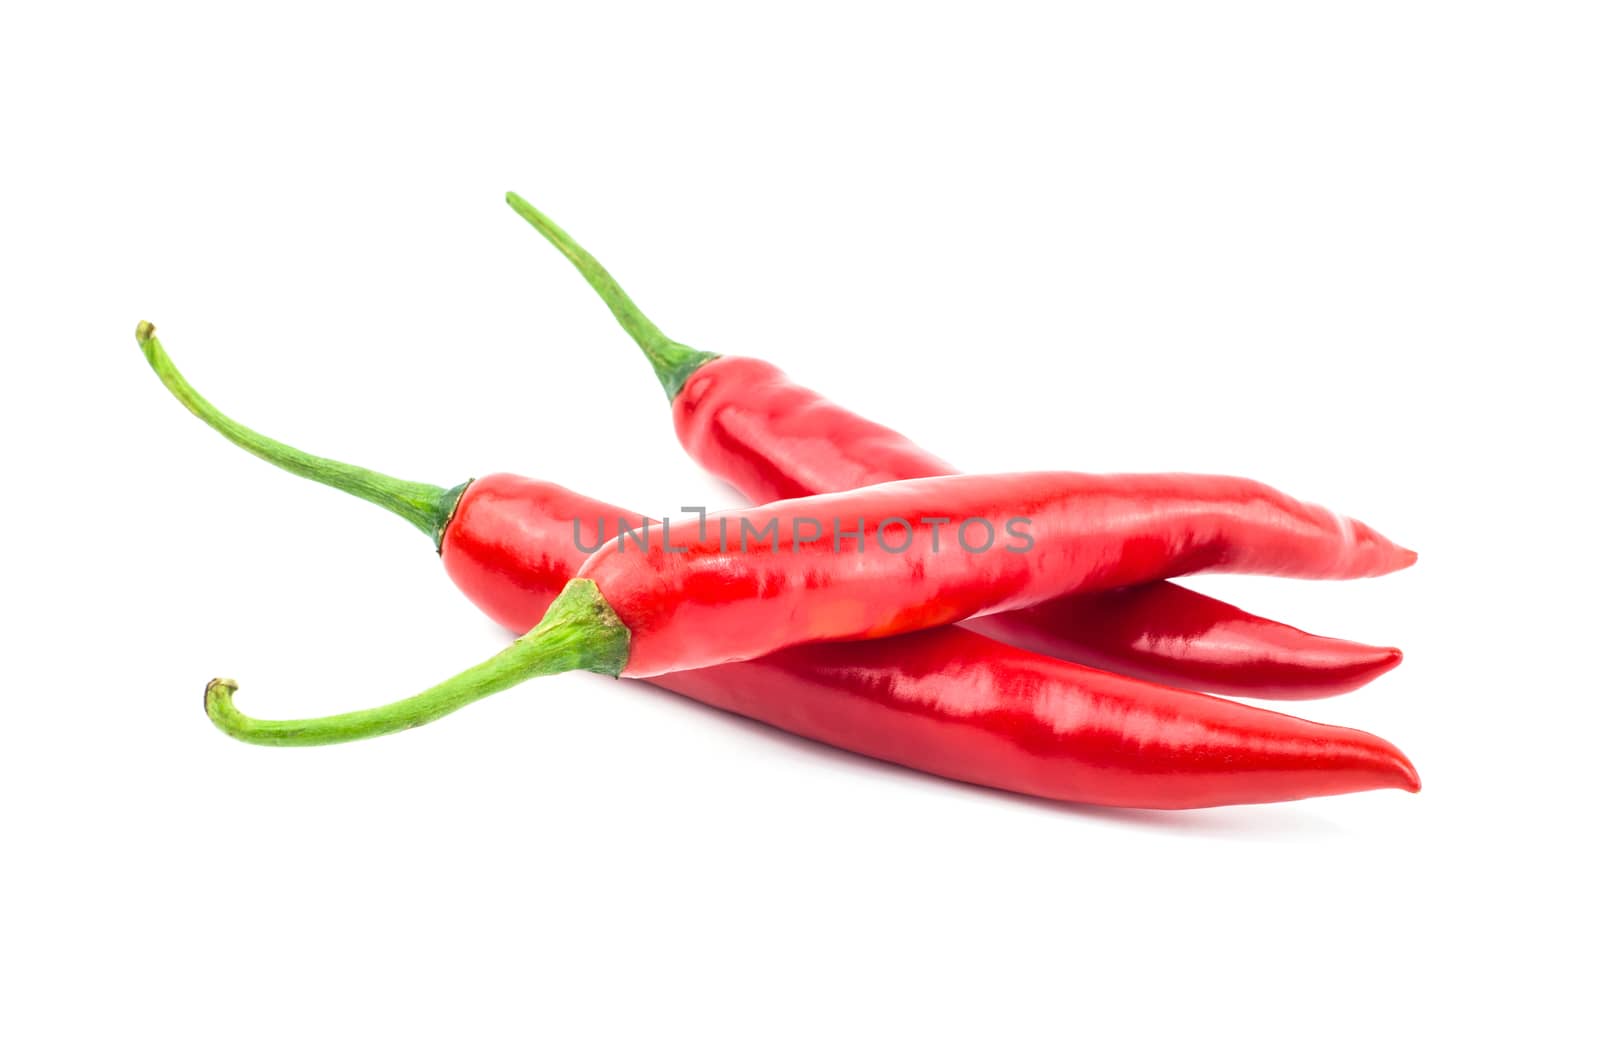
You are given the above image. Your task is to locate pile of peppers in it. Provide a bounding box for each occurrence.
[140,194,1419,810]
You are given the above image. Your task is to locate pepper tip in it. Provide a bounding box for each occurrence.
[136,320,156,343]
[1391,750,1421,793]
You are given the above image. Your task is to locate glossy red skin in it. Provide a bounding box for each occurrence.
[1002,590,1403,700]
[570,470,1411,677]
[674,356,1406,699]
[442,474,1419,808]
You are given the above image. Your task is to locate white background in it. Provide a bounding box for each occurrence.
[3,3,1595,1056]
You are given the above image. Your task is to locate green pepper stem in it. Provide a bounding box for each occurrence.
[205,579,631,747]
[137,322,469,549]
[505,192,717,402]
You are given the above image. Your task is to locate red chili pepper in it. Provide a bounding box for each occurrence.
[567,468,1412,679]
[506,195,1409,699]
[140,328,1419,805]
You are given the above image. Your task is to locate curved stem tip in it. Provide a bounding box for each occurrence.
[205,580,631,747]
[504,193,716,402]
[136,321,469,549]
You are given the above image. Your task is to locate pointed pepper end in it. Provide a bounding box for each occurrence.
[1397,758,1422,794]
[1371,645,1404,679]
[1385,744,1422,794]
